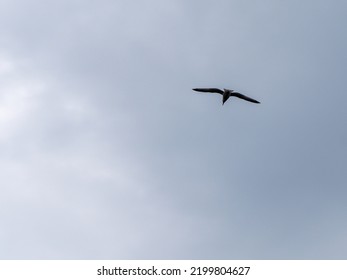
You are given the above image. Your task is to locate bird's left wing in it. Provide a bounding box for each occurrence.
[192,88,224,95]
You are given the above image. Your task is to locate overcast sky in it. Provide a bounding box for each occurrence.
[1,0,347,259]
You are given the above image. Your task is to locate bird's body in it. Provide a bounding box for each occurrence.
[193,88,260,105]
[222,89,231,104]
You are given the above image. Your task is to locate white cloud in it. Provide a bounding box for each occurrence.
[0,54,45,141]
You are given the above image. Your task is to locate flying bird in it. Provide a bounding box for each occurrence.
[193,88,260,105]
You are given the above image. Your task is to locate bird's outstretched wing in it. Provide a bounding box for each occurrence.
[193,88,224,95]
[231,92,260,104]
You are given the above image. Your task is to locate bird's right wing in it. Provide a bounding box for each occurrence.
[192,88,224,95]
[232,92,260,104]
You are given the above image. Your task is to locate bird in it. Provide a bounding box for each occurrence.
[193,88,260,105]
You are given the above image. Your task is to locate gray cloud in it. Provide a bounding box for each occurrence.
[0,0,346,259]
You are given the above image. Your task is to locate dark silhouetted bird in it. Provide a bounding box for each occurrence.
[193,88,260,105]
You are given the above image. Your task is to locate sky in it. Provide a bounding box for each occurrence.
[0,0,346,259]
